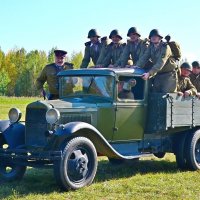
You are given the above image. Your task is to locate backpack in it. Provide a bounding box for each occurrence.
[165,35,181,61]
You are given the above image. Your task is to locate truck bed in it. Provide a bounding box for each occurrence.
[146,93,200,133]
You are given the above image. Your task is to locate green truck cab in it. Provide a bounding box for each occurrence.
[0,68,200,191]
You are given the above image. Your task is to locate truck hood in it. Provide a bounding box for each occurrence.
[44,97,112,110]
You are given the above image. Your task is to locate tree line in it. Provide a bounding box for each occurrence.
[0,47,83,96]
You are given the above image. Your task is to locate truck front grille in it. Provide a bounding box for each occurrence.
[25,108,48,146]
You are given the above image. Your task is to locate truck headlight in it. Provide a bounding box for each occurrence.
[46,108,60,125]
[8,108,22,123]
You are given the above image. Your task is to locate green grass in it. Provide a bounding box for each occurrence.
[0,96,200,200]
[0,96,41,121]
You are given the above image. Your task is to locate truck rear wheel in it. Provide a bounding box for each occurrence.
[175,134,188,170]
[54,137,98,191]
[185,130,200,170]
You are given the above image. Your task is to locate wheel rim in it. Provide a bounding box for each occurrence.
[67,147,92,184]
[195,139,200,165]
[0,161,17,177]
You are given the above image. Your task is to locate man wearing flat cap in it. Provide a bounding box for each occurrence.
[190,61,200,97]
[36,49,73,100]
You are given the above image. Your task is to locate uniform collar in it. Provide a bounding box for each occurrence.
[90,40,100,47]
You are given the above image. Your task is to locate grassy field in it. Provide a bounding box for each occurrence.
[0,96,200,200]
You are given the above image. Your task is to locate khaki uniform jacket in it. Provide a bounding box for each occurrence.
[35,63,72,95]
[190,73,200,92]
[136,42,177,77]
[177,76,197,96]
[120,39,148,67]
[98,42,126,67]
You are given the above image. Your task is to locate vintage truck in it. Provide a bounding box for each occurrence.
[0,68,200,191]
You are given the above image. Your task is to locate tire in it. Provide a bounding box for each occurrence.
[185,130,200,171]
[154,152,166,159]
[175,134,188,170]
[0,142,26,181]
[54,137,98,191]
[0,160,26,181]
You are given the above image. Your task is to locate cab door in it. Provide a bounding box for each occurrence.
[112,76,148,141]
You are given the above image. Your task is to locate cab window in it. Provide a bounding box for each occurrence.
[117,76,145,100]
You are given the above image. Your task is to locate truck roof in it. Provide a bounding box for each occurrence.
[58,67,145,77]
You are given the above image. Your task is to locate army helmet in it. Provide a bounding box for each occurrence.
[87,29,100,38]
[192,61,200,68]
[127,27,141,37]
[149,29,163,39]
[180,62,192,71]
[109,29,122,40]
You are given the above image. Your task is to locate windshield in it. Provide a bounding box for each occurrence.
[60,75,115,99]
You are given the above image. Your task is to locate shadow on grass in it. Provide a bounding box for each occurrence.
[0,158,182,198]
[95,158,179,182]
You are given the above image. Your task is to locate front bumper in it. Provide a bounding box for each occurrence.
[0,148,62,161]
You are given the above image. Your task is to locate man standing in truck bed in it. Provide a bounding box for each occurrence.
[96,29,127,68]
[190,61,200,98]
[80,29,109,68]
[136,29,178,93]
[119,27,148,67]
[177,62,197,97]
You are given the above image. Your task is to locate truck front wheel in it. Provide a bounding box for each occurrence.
[54,137,98,191]
[185,130,200,170]
[0,142,26,181]
[0,161,26,181]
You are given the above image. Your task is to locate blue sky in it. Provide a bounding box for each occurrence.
[0,0,199,61]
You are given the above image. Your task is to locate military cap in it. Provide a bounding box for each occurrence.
[127,27,141,37]
[192,61,200,68]
[149,29,163,39]
[109,29,122,40]
[54,50,67,57]
[88,29,100,38]
[180,62,192,71]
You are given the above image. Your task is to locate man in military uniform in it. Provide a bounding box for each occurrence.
[119,27,148,68]
[136,29,178,93]
[190,61,200,97]
[35,50,73,100]
[177,62,197,97]
[118,78,136,99]
[96,29,126,68]
[80,29,109,68]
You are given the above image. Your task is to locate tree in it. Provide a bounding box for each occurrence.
[70,51,83,69]
[0,69,10,95]
[48,47,57,64]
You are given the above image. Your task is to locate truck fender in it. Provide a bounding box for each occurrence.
[0,120,10,133]
[1,122,25,148]
[54,122,141,160]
